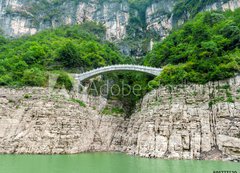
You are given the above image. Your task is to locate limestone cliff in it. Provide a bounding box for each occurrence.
[0,0,129,40]
[0,76,240,161]
[124,76,240,161]
[1,0,240,41]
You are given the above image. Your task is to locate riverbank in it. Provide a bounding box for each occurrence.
[0,76,240,162]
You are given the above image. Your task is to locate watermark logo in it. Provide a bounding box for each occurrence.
[213,171,238,173]
[47,73,146,98]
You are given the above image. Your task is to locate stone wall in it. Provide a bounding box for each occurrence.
[0,76,240,161]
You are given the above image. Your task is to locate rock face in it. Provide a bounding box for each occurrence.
[0,0,129,40]
[145,0,176,40]
[0,76,240,161]
[124,76,240,161]
[1,0,240,40]
[204,0,240,11]
[0,87,125,154]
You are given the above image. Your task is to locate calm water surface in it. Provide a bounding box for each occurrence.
[0,153,239,173]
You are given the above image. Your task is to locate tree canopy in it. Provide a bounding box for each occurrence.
[0,22,125,87]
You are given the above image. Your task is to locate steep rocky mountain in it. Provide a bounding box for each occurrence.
[0,0,240,56]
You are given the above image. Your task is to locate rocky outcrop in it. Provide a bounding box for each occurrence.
[204,0,240,11]
[145,0,176,40]
[0,76,240,161]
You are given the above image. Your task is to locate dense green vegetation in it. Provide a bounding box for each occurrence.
[0,22,125,87]
[144,9,240,85]
[0,21,150,116]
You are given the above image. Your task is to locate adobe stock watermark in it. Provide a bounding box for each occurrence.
[213,171,238,173]
[47,73,145,98]
[47,72,240,101]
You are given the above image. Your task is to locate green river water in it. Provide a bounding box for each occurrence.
[0,153,239,173]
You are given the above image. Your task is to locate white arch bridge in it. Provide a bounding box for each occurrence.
[74,64,162,81]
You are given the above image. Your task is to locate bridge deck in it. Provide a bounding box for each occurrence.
[75,64,162,81]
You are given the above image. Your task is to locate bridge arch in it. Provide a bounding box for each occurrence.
[74,64,162,81]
